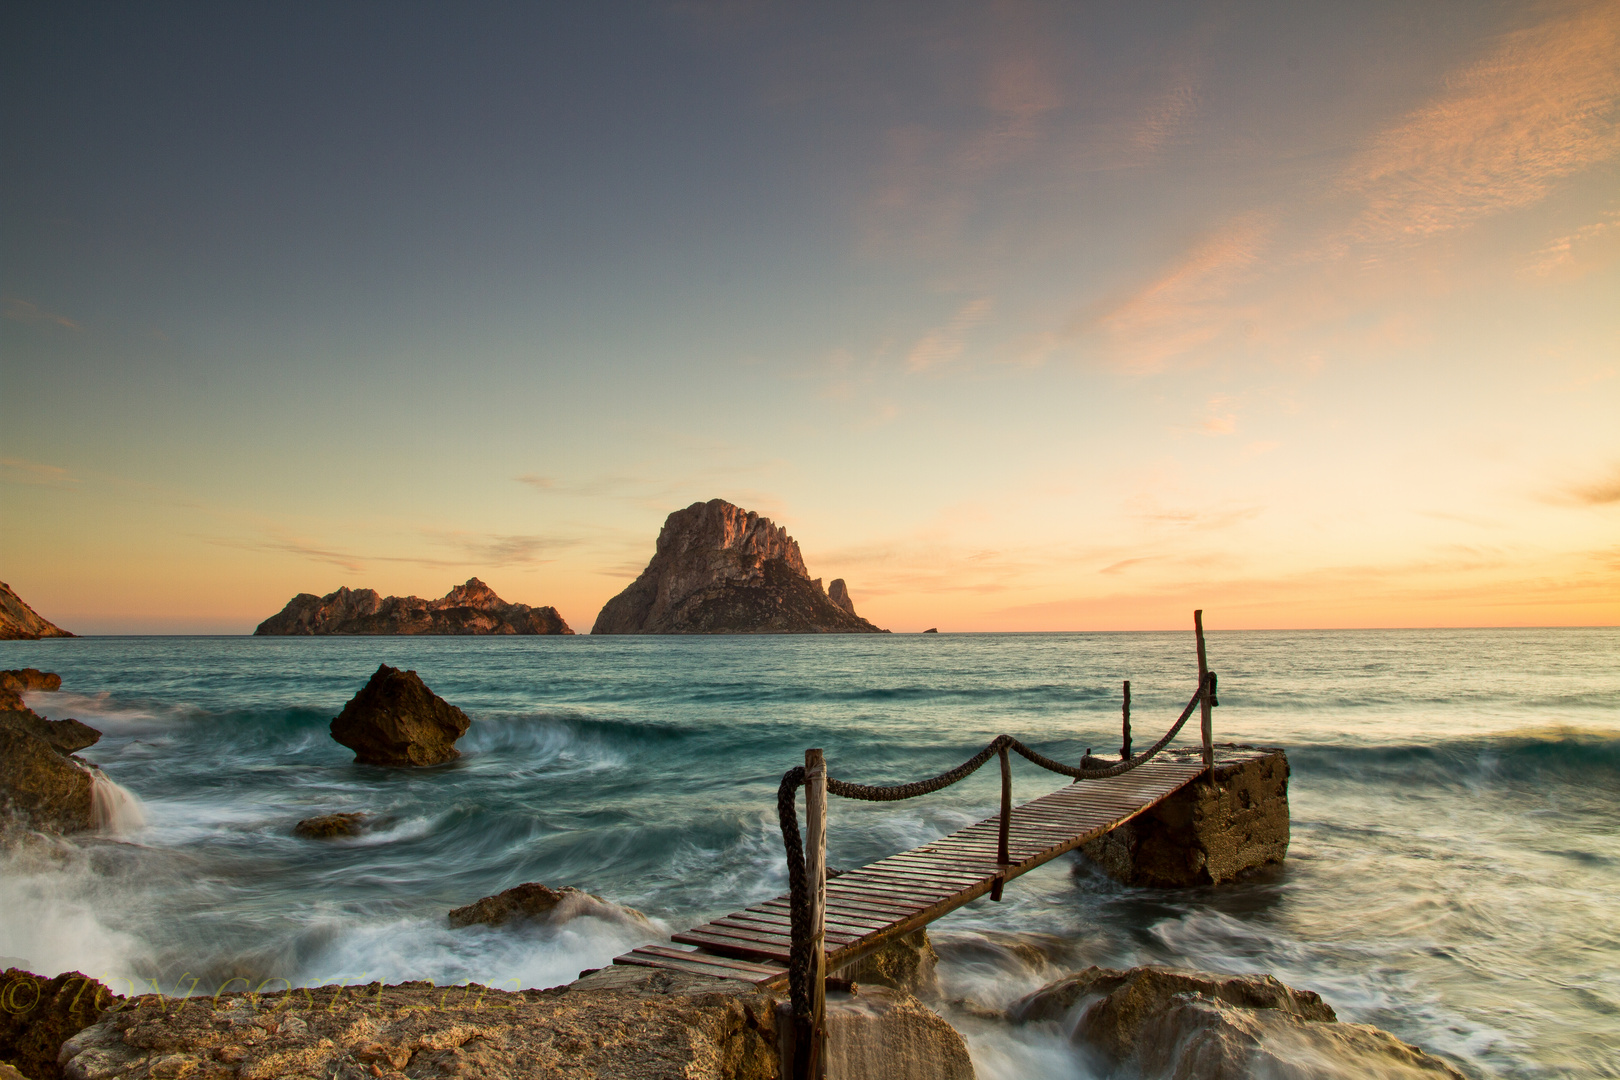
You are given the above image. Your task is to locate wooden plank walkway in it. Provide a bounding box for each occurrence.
[612,756,1208,987]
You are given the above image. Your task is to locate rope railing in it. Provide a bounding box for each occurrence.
[776,611,1219,1080]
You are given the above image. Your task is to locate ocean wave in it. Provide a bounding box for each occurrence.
[1290,728,1620,787]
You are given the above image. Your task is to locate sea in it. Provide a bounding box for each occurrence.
[1,629,1616,1079]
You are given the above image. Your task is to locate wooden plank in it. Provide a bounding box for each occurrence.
[847,864,983,888]
[715,915,861,944]
[739,906,890,932]
[625,945,787,978]
[615,950,781,981]
[674,921,793,949]
[670,929,793,963]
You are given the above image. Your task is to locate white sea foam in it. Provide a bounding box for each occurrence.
[90,772,147,834]
[0,843,146,985]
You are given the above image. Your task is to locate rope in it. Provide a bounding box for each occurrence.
[777,673,1214,1021]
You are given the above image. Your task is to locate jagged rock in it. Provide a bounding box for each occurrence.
[1080,745,1290,886]
[0,969,121,1080]
[1010,965,1463,1078]
[61,971,783,1080]
[835,930,940,998]
[0,583,74,641]
[448,883,650,929]
[255,578,573,636]
[591,500,886,634]
[0,669,62,712]
[0,716,97,834]
[293,812,368,839]
[329,665,470,767]
[827,578,856,615]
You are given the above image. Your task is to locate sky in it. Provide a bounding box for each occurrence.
[2,0,1617,634]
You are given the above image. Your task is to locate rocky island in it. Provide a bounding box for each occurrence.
[254,577,571,635]
[0,581,74,640]
[591,499,886,634]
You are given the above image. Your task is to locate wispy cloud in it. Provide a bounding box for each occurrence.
[1564,464,1620,505]
[1344,0,1620,245]
[2,297,79,330]
[0,457,79,487]
[907,297,994,372]
[1522,208,1620,277]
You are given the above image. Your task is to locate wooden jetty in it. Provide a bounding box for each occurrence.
[611,754,1209,987]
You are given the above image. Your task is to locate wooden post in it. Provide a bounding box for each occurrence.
[992,744,1011,901]
[1120,680,1132,760]
[802,748,827,1080]
[1194,610,1212,776]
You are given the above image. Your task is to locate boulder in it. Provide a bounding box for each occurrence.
[0,583,74,641]
[448,883,650,929]
[255,578,573,635]
[834,930,940,998]
[0,718,96,834]
[62,970,782,1080]
[292,812,368,839]
[822,985,975,1080]
[1010,965,1463,1078]
[1080,745,1290,886]
[591,499,885,634]
[0,969,121,1080]
[329,665,470,767]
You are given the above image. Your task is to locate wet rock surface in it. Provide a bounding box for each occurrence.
[822,985,976,1080]
[447,884,651,930]
[61,970,782,1080]
[292,812,369,839]
[0,669,63,712]
[0,583,75,641]
[835,930,941,999]
[1081,745,1290,887]
[0,969,121,1080]
[591,499,886,634]
[0,691,101,834]
[1011,964,1464,1079]
[255,578,572,636]
[329,665,471,767]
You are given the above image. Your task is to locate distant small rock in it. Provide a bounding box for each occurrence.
[448,883,650,929]
[255,577,573,635]
[922,628,938,634]
[0,582,75,640]
[329,664,470,767]
[293,812,369,839]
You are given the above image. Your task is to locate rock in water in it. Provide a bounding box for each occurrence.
[591,499,886,634]
[448,883,651,929]
[329,664,470,767]
[0,668,63,711]
[1010,965,1465,1078]
[254,577,573,635]
[0,582,75,640]
[0,715,100,834]
[293,812,368,838]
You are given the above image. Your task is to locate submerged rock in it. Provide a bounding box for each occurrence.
[591,499,886,634]
[1011,965,1464,1078]
[329,664,470,767]
[0,583,75,641]
[0,969,121,1080]
[255,577,573,635]
[448,883,650,929]
[1080,745,1290,886]
[293,812,368,839]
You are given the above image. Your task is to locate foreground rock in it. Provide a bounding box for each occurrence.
[330,665,471,767]
[592,499,886,634]
[255,578,573,636]
[0,582,75,640]
[0,969,121,1080]
[1011,965,1464,1078]
[448,883,651,930]
[0,668,63,711]
[1081,745,1290,887]
[836,929,940,998]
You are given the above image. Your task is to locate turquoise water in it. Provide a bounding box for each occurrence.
[2,630,1616,1078]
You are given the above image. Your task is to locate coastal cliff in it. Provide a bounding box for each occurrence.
[0,581,74,640]
[591,499,886,634]
[254,578,572,636]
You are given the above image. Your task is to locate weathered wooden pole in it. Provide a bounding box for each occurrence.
[992,743,1011,901]
[1120,680,1132,760]
[1194,610,1212,775]
[802,748,828,1080]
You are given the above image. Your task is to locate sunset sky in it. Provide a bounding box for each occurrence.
[3,1,1617,634]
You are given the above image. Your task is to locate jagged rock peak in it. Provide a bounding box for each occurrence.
[592,499,885,634]
[0,581,74,640]
[828,578,856,615]
[254,578,572,636]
